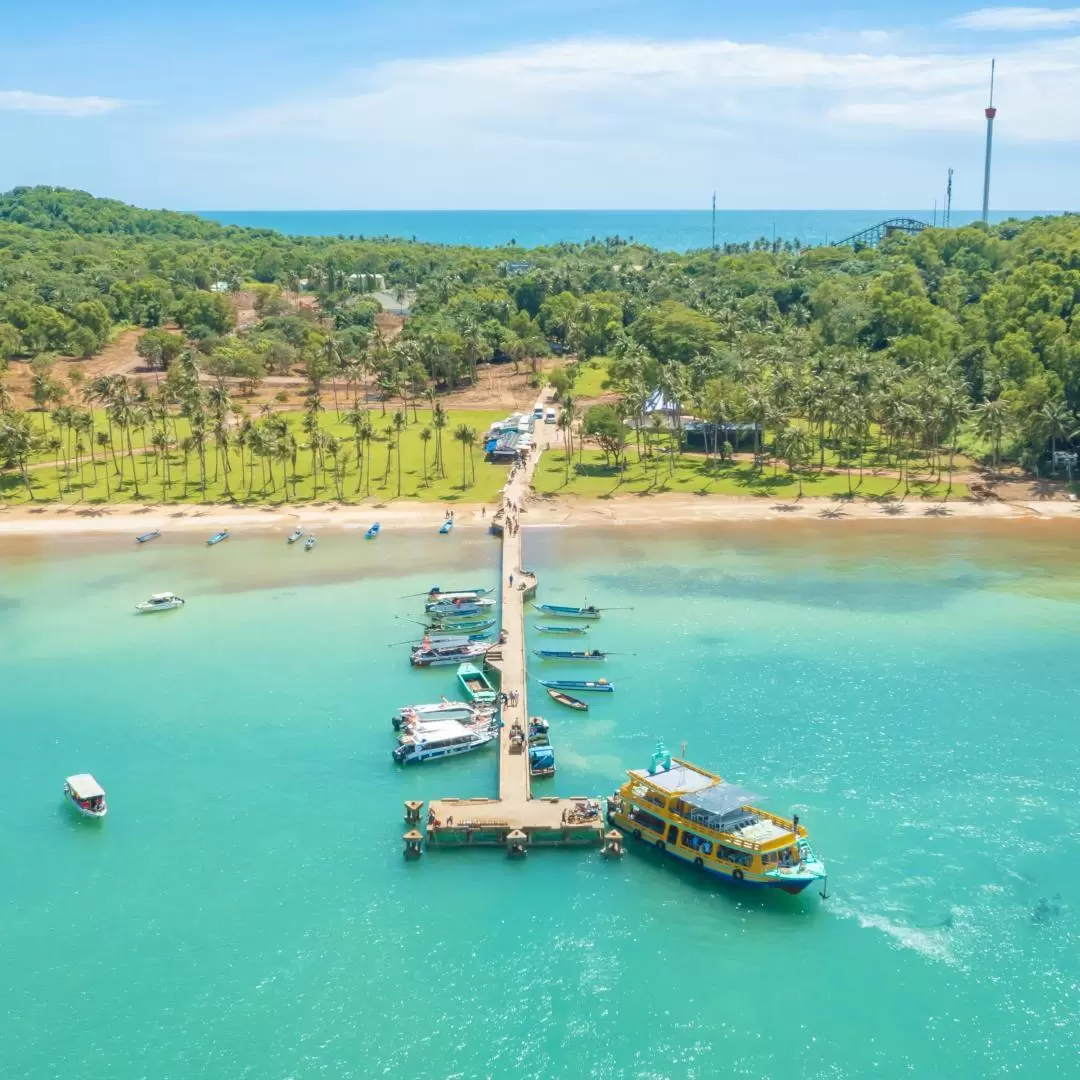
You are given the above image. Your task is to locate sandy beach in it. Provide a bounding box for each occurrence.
[1,492,1079,537]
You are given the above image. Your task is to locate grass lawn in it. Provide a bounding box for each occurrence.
[2,408,512,506]
[568,357,613,398]
[533,448,969,500]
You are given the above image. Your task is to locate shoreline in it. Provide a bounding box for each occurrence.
[1,493,1079,537]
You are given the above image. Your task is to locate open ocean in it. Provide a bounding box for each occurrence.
[3,521,1080,1078]
[194,209,1050,251]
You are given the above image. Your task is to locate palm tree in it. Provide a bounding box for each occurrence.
[776,425,812,498]
[381,424,396,487]
[940,386,970,496]
[557,409,574,483]
[0,413,40,500]
[48,435,64,500]
[0,374,13,414]
[1040,399,1076,472]
[454,423,474,489]
[974,398,1012,475]
[152,430,171,501]
[95,431,112,498]
[178,436,194,496]
[432,403,448,478]
[392,411,407,496]
[419,426,433,485]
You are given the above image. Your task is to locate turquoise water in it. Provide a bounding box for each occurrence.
[193,209,1046,252]
[3,522,1080,1078]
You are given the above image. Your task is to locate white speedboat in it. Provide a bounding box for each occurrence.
[410,639,489,667]
[392,700,492,730]
[134,592,185,613]
[64,774,107,818]
[392,719,498,765]
[287,527,303,544]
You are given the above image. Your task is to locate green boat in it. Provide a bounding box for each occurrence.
[457,662,498,705]
[427,617,496,634]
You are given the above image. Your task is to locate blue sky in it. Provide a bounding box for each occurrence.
[1,1,1077,210]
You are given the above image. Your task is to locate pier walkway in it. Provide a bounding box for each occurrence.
[416,408,606,854]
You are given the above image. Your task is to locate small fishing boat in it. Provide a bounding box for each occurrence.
[410,640,489,668]
[533,602,601,620]
[392,719,498,765]
[546,688,589,711]
[135,529,161,544]
[207,529,230,546]
[304,536,318,551]
[425,593,496,612]
[426,599,496,618]
[287,527,303,544]
[419,631,494,649]
[365,522,381,539]
[533,649,606,662]
[440,519,453,534]
[426,616,496,634]
[539,679,614,693]
[607,741,827,894]
[536,624,589,636]
[134,591,185,613]
[428,586,494,599]
[392,700,493,730]
[64,774,107,818]
[457,661,498,705]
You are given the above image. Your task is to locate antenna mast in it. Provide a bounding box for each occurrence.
[945,167,954,228]
[981,60,997,223]
[711,191,716,251]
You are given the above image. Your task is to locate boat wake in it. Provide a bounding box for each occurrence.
[830,900,960,967]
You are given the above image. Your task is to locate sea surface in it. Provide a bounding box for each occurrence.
[193,209,1049,252]
[3,521,1080,1078]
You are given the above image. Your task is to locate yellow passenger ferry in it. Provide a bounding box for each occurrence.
[607,743,826,894]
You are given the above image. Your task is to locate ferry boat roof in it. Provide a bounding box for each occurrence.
[65,774,105,798]
[407,719,472,741]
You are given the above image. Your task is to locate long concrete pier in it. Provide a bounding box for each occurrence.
[414,412,607,854]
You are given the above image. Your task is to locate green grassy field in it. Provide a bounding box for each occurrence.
[2,408,511,506]
[568,357,613,398]
[533,448,969,500]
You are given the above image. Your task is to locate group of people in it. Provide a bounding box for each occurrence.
[498,690,520,708]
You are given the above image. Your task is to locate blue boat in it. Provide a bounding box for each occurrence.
[135,529,161,544]
[534,649,606,661]
[539,679,614,693]
[535,624,589,635]
[206,529,229,546]
[440,519,453,534]
[533,602,601,620]
[365,522,381,540]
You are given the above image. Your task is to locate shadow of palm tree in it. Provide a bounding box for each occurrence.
[880,503,907,515]
[772,503,803,513]
[819,507,845,518]
[924,505,951,516]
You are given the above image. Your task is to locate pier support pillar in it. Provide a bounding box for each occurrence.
[603,830,625,858]
[404,800,423,824]
[506,829,529,859]
[403,830,424,860]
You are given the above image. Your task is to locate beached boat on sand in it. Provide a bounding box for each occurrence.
[457,661,498,705]
[304,536,318,551]
[135,591,185,613]
[533,649,606,662]
[440,519,453,534]
[539,679,614,693]
[135,529,161,544]
[533,602,601,620]
[64,774,107,818]
[207,529,230,546]
[546,688,589,711]
[607,742,827,894]
[287,527,303,544]
[392,719,497,764]
[365,522,381,539]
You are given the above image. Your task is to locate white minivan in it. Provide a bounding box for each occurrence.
[544,408,557,424]
[532,402,545,420]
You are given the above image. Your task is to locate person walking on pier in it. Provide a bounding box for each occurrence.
[509,573,514,589]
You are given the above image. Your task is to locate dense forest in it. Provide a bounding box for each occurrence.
[1,186,1079,502]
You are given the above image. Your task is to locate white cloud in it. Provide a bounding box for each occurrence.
[0,90,124,117]
[952,6,1080,30]
[192,35,1080,150]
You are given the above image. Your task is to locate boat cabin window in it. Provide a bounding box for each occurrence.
[629,807,665,834]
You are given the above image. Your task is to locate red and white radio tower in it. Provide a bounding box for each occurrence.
[981,59,997,223]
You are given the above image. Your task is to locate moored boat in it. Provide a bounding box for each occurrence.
[410,639,489,668]
[392,700,494,730]
[425,594,496,613]
[426,600,495,619]
[457,661,498,705]
[135,529,161,544]
[533,602,601,620]
[426,616,496,634]
[392,719,498,764]
[539,679,614,693]
[207,529,229,546]
[287,527,303,544]
[64,774,107,818]
[533,649,606,662]
[428,585,494,599]
[134,591,185,613]
[607,742,827,894]
[546,688,589,711]
[365,522,381,539]
[304,536,318,551]
[535,624,589,635]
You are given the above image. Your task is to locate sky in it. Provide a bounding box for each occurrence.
[0,1,1078,211]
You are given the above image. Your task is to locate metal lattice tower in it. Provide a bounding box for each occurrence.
[982,60,997,223]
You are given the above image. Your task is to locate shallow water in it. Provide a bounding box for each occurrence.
[2,523,1079,1078]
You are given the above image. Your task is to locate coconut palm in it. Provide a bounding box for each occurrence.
[392,411,407,496]
[151,430,171,501]
[432,403,448,478]
[453,423,476,488]
[974,398,1012,475]
[0,413,40,500]
[419,426,433,485]
[1039,399,1076,472]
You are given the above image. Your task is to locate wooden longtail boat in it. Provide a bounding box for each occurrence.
[533,602,601,620]
[533,649,606,662]
[539,679,614,693]
[135,529,161,544]
[535,624,589,635]
[546,688,589,711]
